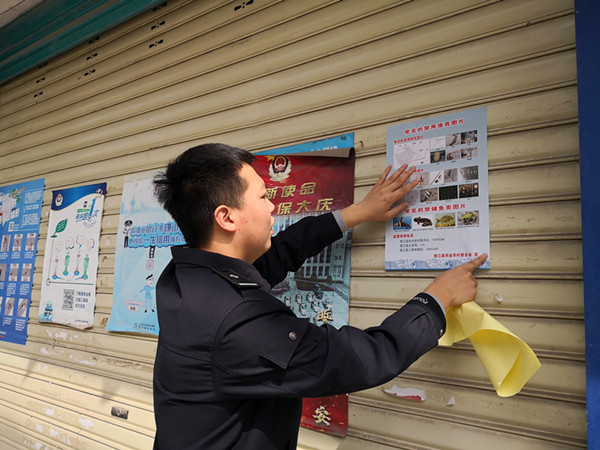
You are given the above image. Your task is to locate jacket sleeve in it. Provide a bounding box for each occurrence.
[253,212,343,287]
[211,292,446,400]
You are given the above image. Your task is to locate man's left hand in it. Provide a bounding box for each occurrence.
[340,164,419,228]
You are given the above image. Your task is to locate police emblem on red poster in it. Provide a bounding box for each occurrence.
[269,155,292,182]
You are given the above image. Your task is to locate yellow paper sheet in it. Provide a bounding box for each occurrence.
[439,302,541,397]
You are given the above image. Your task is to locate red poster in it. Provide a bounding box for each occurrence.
[253,154,354,215]
[254,153,354,436]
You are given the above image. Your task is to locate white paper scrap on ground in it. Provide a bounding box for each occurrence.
[383,384,426,402]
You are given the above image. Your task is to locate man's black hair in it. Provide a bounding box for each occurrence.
[154,143,256,248]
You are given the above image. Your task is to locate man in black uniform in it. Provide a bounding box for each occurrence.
[152,143,487,449]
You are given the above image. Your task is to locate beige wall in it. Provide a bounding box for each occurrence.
[0,1,584,448]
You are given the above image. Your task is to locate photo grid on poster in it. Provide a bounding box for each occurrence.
[385,107,490,270]
[0,178,45,345]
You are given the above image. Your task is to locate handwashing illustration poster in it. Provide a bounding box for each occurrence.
[39,183,106,329]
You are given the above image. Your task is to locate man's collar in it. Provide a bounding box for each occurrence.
[170,246,271,291]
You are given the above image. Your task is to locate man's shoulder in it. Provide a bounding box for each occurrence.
[162,262,248,295]
[160,258,266,306]
[210,267,260,289]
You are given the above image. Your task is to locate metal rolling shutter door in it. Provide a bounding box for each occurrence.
[0,1,583,448]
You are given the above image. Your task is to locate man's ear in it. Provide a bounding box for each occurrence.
[214,205,237,232]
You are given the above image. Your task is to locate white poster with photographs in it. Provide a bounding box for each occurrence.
[385,107,490,270]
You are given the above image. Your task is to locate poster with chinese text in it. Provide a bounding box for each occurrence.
[0,178,45,345]
[106,175,185,335]
[385,107,491,270]
[257,133,354,436]
[39,183,106,329]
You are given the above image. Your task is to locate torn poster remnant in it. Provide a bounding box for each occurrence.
[383,384,426,402]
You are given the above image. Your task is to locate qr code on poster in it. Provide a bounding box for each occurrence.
[62,289,74,311]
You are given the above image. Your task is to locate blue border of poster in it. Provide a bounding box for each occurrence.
[258,133,354,155]
[0,178,45,345]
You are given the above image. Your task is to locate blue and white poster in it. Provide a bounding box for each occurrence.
[40,183,106,329]
[106,175,185,335]
[385,107,491,270]
[0,178,45,345]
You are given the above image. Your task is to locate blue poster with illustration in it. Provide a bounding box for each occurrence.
[40,183,107,329]
[0,178,45,345]
[106,175,185,335]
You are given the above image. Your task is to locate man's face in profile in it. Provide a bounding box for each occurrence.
[231,164,275,262]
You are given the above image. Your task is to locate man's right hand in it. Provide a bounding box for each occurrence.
[424,254,488,310]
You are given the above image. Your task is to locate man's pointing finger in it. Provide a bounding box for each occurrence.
[462,254,488,272]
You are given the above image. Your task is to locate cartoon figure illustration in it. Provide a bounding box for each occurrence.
[52,241,64,279]
[123,220,133,248]
[63,238,75,276]
[74,235,86,276]
[146,245,156,271]
[139,274,156,313]
[41,302,54,320]
[81,238,95,280]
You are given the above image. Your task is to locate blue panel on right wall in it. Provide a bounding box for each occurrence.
[575,1,600,448]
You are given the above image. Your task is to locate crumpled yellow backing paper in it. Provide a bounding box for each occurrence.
[439,302,541,397]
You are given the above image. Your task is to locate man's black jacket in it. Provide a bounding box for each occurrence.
[153,212,445,449]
